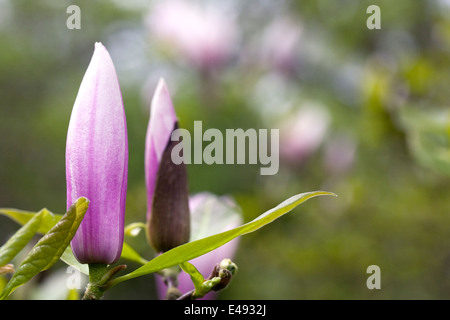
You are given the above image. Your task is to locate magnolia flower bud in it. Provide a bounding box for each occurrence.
[145,79,190,252]
[66,42,128,265]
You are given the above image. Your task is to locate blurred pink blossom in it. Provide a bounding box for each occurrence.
[279,106,330,165]
[259,17,303,75]
[323,134,357,175]
[146,0,238,71]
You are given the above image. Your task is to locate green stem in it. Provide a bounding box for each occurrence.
[161,266,182,300]
[89,263,108,283]
[82,263,108,300]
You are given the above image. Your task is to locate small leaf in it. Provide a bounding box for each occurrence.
[124,223,146,237]
[180,261,222,299]
[0,197,89,299]
[0,210,45,267]
[180,261,204,293]
[110,191,336,287]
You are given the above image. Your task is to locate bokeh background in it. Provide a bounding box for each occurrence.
[2,0,450,299]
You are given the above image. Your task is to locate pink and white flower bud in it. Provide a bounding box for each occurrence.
[145,79,190,253]
[66,42,128,265]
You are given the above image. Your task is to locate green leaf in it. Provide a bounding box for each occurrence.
[120,242,148,265]
[60,246,89,275]
[180,261,221,299]
[180,261,204,293]
[124,222,146,237]
[400,107,450,175]
[109,191,336,288]
[0,209,45,267]
[1,206,150,272]
[0,208,61,235]
[0,208,88,274]
[0,197,89,300]
[0,276,6,293]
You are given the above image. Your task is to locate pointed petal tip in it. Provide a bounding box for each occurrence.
[157,77,167,87]
[154,78,170,102]
[94,42,104,49]
[151,78,176,121]
[93,42,109,58]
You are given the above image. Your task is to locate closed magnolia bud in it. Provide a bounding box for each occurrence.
[66,42,128,265]
[145,79,190,252]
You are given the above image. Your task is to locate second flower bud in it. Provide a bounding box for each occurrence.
[145,79,190,253]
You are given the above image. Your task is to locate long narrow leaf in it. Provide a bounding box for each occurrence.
[0,208,61,235]
[110,191,335,287]
[0,209,46,267]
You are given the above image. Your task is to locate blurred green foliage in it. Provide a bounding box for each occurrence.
[2,0,450,299]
